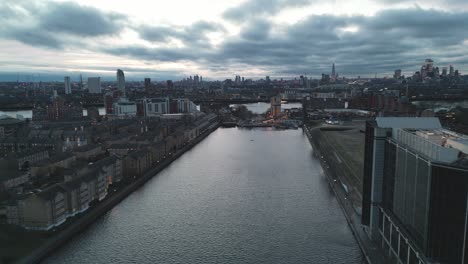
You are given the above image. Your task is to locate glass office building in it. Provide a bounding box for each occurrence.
[362,117,468,264]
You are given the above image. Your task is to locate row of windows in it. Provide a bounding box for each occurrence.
[147,103,166,114]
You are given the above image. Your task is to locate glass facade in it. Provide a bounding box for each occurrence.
[384,140,431,251]
[382,139,468,263]
[362,121,376,226]
[383,141,396,210]
[364,119,468,264]
[427,165,468,264]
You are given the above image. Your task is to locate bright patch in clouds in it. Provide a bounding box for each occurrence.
[339,25,360,33]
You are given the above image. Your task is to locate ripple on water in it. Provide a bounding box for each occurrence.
[45,128,363,264]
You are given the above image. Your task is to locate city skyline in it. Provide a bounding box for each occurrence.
[1,0,468,80]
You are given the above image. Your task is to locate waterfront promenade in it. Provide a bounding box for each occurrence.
[303,125,387,264]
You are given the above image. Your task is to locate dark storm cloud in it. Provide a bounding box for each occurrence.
[217,7,468,75]
[40,1,127,36]
[100,7,468,76]
[138,21,225,48]
[103,46,202,62]
[223,0,313,22]
[0,0,127,48]
[240,19,272,40]
[139,26,177,42]
[2,0,468,77]
[11,30,62,49]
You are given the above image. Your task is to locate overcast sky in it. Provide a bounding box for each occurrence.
[1,0,468,80]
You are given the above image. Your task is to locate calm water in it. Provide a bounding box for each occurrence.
[231,102,302,114]
[45,128,362,264]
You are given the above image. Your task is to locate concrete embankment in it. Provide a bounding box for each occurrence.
[303,125,385,264]
[18,124,220,264]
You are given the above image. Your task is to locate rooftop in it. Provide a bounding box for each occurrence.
[0,116,24,125]
[74,144,102,153]
[403,129,468,153]
[36,184,65,201]
[395,128,468,163]
[146,98,168,103]
[376,117,441,129]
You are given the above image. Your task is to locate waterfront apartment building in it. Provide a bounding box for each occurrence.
[112,97,137,117]
[142,98,170,117]
[362,117,468,264]
[10,184,69,230]
[142,98,198,117]
[32,96,83,122]
[8,168,112,230]
[173,98,198,113]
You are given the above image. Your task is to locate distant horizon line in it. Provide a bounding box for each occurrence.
[0,71,461,82]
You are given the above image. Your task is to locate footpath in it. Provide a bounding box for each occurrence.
[303,125,388,264]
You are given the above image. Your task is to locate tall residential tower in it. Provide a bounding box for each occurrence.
[332,63,336,78]
[64,76,71,95]
[87,77,101,94]
[117,69,126,97]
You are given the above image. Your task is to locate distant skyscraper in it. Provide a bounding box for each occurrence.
[434,67,440,78]
[425,59,434,72]
[332,63,336,78]
[144,78,151,93]
[166,80,174,88]
[450,65,455,76]
[88,77,101,94]
[442,67,448,77]
[64,76,71,95]
[393,69,402,79]
[117,69,126,97]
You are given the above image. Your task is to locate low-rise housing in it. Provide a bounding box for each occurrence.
[108,143,140,156]
[123,149,150,178]
[73,144,103,160]
[12,185,68,230]
[1,170,29,191]
[30,153,76,177]
[8,168,110,230]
